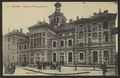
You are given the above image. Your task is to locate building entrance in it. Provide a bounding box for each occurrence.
[61,56,64,65]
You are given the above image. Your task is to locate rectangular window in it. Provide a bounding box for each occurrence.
[103,51,109,62]
[68,52,72,62]
[34,34,37,37]
[93,51,98,62]
[68,39,72,46]
[31,34,33,38]
[103,22,108,29]
[53,53,56,62]
[53,41,57,48]
[19,55,21,62]
[24,45,26,50]
[43,32,45,36]
[39,38,41,46]
[43,37,45,46]
[31,39,33,47]
[19,45,21,50]
[80,53,84,60]
[60,40,64,47]
[34,39,36,47]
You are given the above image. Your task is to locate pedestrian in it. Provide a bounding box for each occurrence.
[9,62,15,74]
[43,62,46,70]
[11,62,16,74]
[38,62,42,72]
[4,62,9,74]
[36,60,39,70]
[101,62,107,76]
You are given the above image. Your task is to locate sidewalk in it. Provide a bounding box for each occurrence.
[22,66,115,76]
[3,65,116,76]
[22,66,90,75]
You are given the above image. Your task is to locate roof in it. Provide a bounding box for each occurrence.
[56,23,75,32]
[28,22,56,32]
[73,13,117,24]
[28,12,117,33]
[6,30,26,37]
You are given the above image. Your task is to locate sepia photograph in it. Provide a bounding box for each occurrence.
[2,1,118,76]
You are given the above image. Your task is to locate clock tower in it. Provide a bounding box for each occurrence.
[48,2,67,28]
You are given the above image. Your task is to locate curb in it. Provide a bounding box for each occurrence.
[23,68,90,75]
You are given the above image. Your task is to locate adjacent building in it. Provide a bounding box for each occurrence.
[3,29,26,64]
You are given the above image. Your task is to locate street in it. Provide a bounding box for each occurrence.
[3,66,116,76]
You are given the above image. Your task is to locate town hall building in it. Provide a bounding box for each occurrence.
[3,2,117,66]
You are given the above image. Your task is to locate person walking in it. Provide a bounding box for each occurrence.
[36,60,39,72]
[101,62,107,76]
[39,62,42,72]
[10,62,16,74]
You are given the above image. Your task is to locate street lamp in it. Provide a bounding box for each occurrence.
[59,36,61,72]
[59,52,61,72]
[74,28,77,71]
[73,44,77,71]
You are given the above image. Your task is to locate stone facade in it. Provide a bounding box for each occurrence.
[3,2,117,66]
[3,29,26,64]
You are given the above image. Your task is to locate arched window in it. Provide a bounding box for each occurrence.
[93,51,98,62]
[68,52,72,62]
[103,50,109,63]
[79,52,84,61]
[103,32,109,42]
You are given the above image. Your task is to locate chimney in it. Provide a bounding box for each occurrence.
[104,10,108,13]
[20,28,22,33]
[76,16,79,20]
[69,19,73,23]
[93,13,96,16]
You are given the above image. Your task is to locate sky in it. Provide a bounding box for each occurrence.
[2,2,117,35]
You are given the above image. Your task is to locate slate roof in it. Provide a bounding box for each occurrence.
[6,30,26,37]
[28,22,56,32]
[73,13,117,24]
[28,12,117,33]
